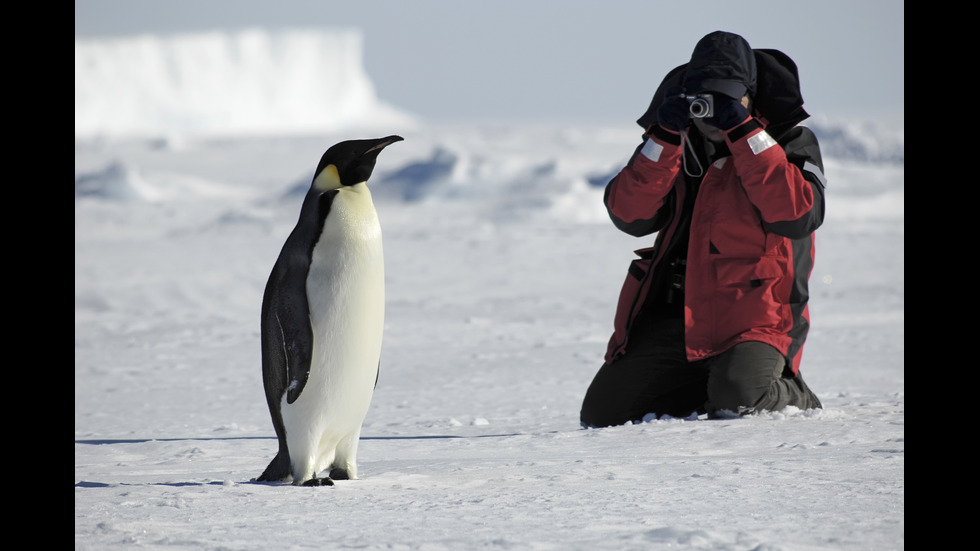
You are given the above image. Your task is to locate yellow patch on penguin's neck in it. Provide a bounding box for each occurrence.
[313,164,370,192]
[313,164,342,191]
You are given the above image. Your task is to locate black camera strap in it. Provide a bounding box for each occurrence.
[680,129,705,178]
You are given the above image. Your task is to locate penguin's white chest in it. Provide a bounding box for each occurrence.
[306,187,385,349]
[281,185,384,479]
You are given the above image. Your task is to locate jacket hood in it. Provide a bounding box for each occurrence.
[684,31,757,100]
[637,48,809,139]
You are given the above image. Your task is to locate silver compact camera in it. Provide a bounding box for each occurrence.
[681,93,714,118]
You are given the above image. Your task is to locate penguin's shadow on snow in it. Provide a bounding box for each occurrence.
[74,433,523,488]
[74,433,521,446]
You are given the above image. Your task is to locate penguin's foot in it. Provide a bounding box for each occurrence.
[300,476,334,487]
[329,468,351,480]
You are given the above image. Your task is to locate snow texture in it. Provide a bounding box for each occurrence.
[75,29,903,550]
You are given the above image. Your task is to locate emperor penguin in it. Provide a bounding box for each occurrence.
[257,135,403,486]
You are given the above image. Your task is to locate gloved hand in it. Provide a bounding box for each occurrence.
[657,87,691,133]
[705,94,750,130]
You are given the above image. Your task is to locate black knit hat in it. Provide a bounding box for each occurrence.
[683,31,757,99]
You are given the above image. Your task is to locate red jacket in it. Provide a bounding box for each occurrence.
[604,116,825,374]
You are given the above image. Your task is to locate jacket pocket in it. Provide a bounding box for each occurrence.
[709,256,788,339]
[715,256,782,287]
[606,248,658,362]
[627,247,656,279]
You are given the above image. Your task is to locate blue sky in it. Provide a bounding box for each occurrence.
[75,0,904,125]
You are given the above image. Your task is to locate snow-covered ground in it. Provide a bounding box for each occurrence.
[75,29,903,550]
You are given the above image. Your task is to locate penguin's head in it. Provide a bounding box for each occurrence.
[312,135,404,192]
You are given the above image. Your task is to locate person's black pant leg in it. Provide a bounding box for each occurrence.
[581,314,708,427]
[705,341,823,416]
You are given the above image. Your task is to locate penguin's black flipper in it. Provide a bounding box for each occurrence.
[279,289,315,405]
[262,258,316,405]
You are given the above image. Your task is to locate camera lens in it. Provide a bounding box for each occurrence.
[689,98,710,118]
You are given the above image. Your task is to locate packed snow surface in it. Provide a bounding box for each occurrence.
[75,29,903,551]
